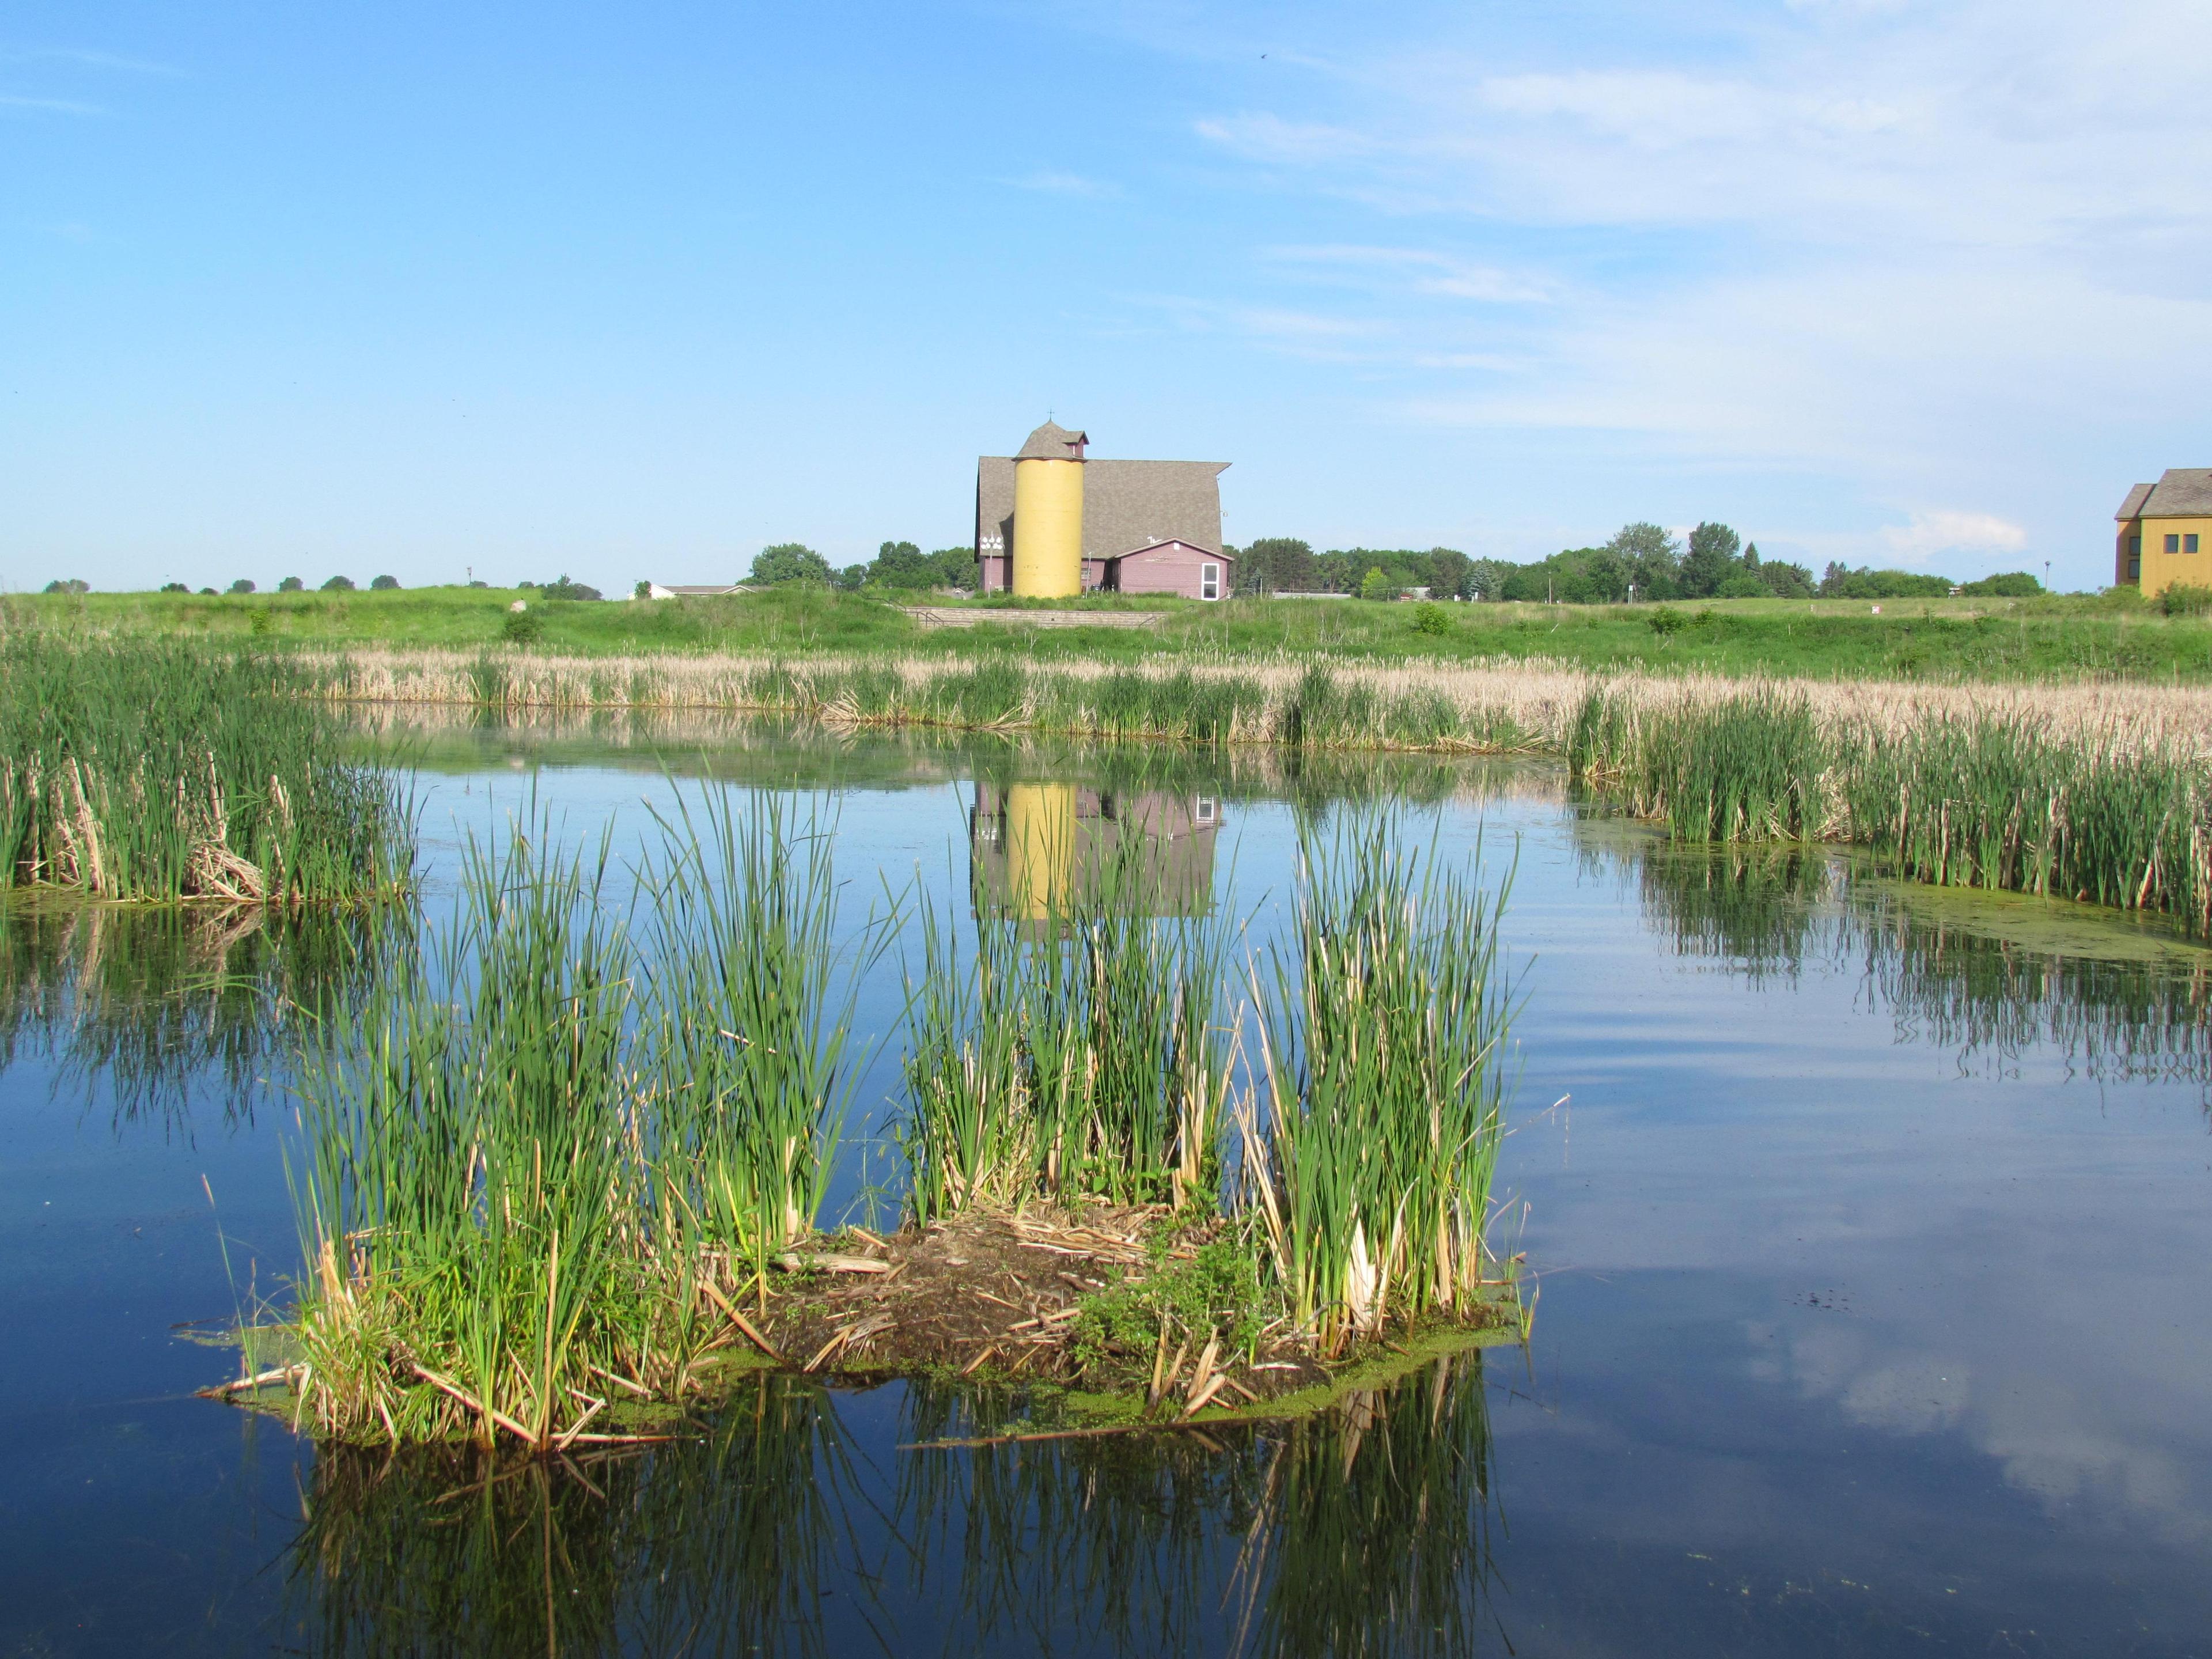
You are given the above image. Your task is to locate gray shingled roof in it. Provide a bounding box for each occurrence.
[975,456,1229,560]
[2123,468,2212,519]
[1015,421,1088,461]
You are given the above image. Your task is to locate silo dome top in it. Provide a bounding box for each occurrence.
[1016,421,1088,461]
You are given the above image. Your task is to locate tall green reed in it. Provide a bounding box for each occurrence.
[900,834,1233,1219]
[287,787,878,1446]
[0,633,412,902]
[1242,811,1515,1354]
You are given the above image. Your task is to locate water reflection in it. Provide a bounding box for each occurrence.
[1581,822,2212,1090]
[290,1350,1497,1658]
[0,902,402,1129]
[970,783,1224,920]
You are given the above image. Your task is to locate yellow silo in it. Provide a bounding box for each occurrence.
[1011,421,1086,597]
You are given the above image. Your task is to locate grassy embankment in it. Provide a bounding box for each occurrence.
[0,633,413,902]
[270,796,1518,1448]
[18,580,2212,681]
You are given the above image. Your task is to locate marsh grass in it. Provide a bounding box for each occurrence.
[0,634,412,902]
[286,789,882,1447]
[1242,812,1516,1354]
[1571,684,2212,933]
[900,838,1233,1219]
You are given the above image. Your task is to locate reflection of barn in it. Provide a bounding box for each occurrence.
[970,783,1224,921]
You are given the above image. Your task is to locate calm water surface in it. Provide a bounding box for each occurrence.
[3,715,2209,1657]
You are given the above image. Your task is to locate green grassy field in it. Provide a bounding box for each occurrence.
[13,582,2212,682]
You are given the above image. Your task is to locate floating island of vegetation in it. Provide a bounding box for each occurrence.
[198,789,1525,1450]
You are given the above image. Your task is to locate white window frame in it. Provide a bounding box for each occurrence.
[1195,796,1218,824]
[1200,562,1221,601]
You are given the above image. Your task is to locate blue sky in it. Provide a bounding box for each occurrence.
[4,1,2206,593]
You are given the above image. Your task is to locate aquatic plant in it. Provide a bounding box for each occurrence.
[1570,684,2212,934]
[285,790,877,1447]
[899,830,1233,1220]
[1242,812,1516,1354]
[0,634,412,902]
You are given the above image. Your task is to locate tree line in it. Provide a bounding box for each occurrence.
[1230,525,2041,602]
[741,541,979,592]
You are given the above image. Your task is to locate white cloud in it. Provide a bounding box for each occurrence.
[1878,510,2029,563]
[1177,0,2212,570]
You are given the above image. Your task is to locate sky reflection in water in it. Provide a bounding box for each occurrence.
[2,715,2209,1656]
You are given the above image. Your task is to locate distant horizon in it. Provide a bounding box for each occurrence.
[5,2,2203,597]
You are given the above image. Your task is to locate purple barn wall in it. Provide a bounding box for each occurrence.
[1104,541,1233,600]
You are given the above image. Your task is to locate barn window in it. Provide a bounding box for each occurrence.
[1200,562,1220,601]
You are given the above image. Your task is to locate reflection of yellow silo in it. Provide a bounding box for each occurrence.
[1012,421,1086,597]
[1004,782,1077,919]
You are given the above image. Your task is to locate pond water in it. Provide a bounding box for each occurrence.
[4,713,2210,1657]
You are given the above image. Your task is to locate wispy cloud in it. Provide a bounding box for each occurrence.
[1008,169,1123,199]
[1265,244,1555,304]
[0,46,180,75]
[0,92,105,116]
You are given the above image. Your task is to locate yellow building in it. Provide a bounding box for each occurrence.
[2114,469,2212,596]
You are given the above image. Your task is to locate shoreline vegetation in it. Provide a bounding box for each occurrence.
[15,580,2212,683]
[328,649,2212,935]
[253,794,1524,1450]
[0,635,414,903]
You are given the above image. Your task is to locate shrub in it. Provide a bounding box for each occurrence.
[1716,574,1767,599]
[1410,602,1451,637]
[634,579,652,600]
[369,574,400,592]
[529,574,601,601]
[501,607,545,645]
[321,575,356,592]
[197,587,218,596]
[1647,607,1687,637]
[2158,584,2212,618]
[44,578,92,595]
[160,582,190,594]
[278,576,305,593]
[228,578,256,595]
[467,579,487,589]
[1959,571,2043,598]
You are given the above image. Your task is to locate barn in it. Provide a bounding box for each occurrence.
[975,422,1232,599]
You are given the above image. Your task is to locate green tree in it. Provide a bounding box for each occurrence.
[228,578,256,595]
[1679,522,1743,599]
[1358,566,1395,601]
[278,575,305,592]
[321,575,357,592]
[1957,571,2043,597]
[1425,547,1472,600]
[1238,537,1317,595]
[835,563,869,592]
[928,546,979,590]
[865,540,937,589]
[749,543,832,585]
[1758,559,1816,599]
[1464,558,1513,600]
[369,574,400,591]
[160,581,190,594]
[1605,522,1681,599]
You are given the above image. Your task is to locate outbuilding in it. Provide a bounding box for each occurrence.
[1097,539,1233,601]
